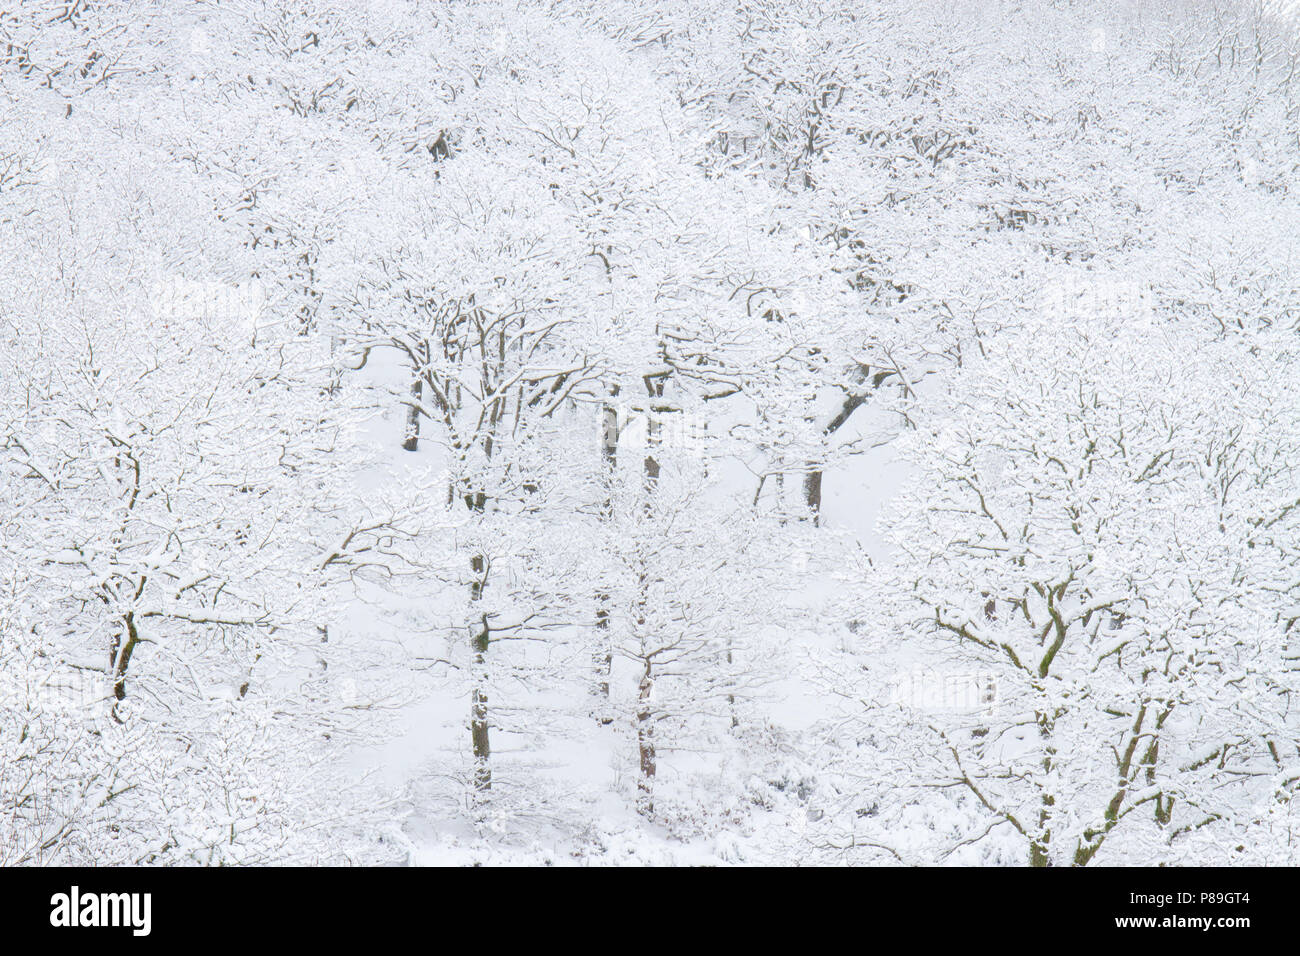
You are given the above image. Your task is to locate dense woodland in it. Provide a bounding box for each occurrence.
[3,0,1300,865]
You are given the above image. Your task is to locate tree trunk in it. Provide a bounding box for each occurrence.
[636,662,655,815]
[108,611,141,722]
[643,376,663,488]
[802,470,822,524]
[469,554,491,792]
[402,375,422,452]
[1030,711,1058,866]
[803,375,873,522]
[592,393,619,724]
[110,612,140,701]
[635,374,664,813]
[727,638,738,730]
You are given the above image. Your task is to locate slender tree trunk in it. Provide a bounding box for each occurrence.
[593,603,613,721]
[295,249,320,333]
[592,391,619,724]
[464,410,497,792]
[803,375,873,522]
[402,376,422,452]
[1145,707,1173,825]
[470,633,491,792]
[727,638,739,730]
[110,612,140,703]
[600,395,620,469]
[326,329,343,397]
[636,661,655,815]
[643,376,663,487]
[802,470,822,524]
[1030,711,1058,866]
[633,377,665,811]
[469,555,491,793]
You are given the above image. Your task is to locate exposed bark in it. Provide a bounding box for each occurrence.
[592,388,620,723]
[469,554,491,792]
[1029,710,1058,866]
[635,375,665,812]
[636,661,655,815]
[401,375,422,452]
[802,470,822,521]
[108,572,148,718]
[643,374,664,487]
[1074,703,1148,866]
[110,611,140,704]
[802,369,880,521]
